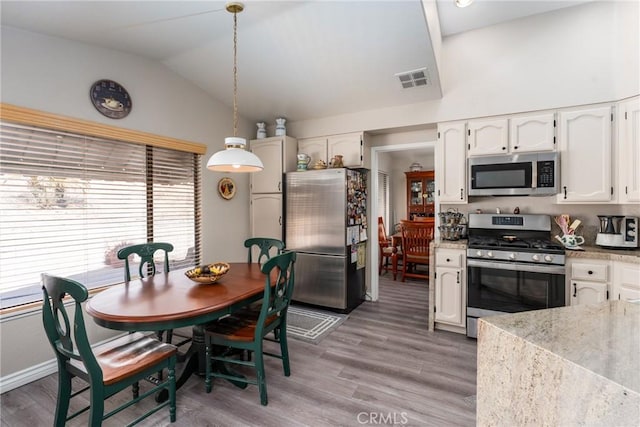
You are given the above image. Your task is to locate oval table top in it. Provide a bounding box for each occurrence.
[86,263,266,331]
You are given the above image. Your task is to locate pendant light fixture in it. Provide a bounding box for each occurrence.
[455,0,474,8]
[207,2,264,173]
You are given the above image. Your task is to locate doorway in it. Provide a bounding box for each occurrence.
[368,140,437,301]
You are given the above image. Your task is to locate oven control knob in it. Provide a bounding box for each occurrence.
[532,254,541,262]
[544,255,554,263]
[486,251,494,258]
[509,253,517,260]
[476,250,483,257]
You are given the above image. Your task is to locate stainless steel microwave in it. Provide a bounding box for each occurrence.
[468,152,558,196]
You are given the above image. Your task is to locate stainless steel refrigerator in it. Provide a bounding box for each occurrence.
[285,168,367,312]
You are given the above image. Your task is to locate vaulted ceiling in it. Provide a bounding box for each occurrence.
[1,0,592,125]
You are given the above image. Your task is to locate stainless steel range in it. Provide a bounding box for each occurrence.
[466,214,566,338]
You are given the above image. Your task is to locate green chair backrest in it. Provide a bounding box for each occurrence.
[117,242,174,281]
[41,274,102,382]
[244,238,285,265]
[257,251,296,335]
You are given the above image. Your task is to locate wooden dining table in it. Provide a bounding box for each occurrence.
[86,263,266,398]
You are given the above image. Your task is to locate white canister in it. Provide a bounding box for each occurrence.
[256,122,267,139]
[275,118,286,136]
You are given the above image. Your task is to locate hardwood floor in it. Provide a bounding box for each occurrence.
[0,274,477,426]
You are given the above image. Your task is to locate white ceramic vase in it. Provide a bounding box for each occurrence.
[275,118,286,136]
[256,122,267,139]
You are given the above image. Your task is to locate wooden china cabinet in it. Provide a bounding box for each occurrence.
[405,171,435,222]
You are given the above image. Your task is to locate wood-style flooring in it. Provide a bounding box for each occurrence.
[0,274,477,426]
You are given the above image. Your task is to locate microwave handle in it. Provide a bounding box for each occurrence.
[531,161,537,189]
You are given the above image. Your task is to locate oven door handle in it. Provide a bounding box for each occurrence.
[467,259,565,275]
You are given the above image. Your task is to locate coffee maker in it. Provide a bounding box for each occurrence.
[595,216,639,249]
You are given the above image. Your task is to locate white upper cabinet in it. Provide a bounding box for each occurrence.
[509,112,556,153]
[250,136,297,194]
[617,97,640,204]
[327,132,363,167]
[557,105,613,203]
[468,114,556,157]
[467,118,509,156]
[298,137,328,165]
[298,132,364,168]
[436,122,467,203]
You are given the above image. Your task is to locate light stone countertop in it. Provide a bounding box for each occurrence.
[431,238,467,250]
[565,245,640,263]
[477,301,640,425]
[481,301,640,393]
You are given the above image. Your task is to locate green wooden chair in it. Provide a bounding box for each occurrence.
[204,251,296,405]
[244,237,285,265]
[117,242,174,282]
[41,273,177,426]
[117,242,190,347]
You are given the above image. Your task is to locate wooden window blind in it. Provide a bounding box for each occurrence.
[0,121,202,309]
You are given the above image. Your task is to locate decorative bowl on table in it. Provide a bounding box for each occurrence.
[185,262,230,284]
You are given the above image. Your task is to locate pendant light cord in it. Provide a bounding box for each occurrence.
[232,10,238,138]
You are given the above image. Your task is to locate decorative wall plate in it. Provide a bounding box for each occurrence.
[90,79,132,119]
[218,177,236,200]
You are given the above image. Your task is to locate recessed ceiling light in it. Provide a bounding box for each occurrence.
[455,0,474,8]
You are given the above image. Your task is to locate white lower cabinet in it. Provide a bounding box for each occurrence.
[567,258,610,306]
[250,194,283,240]
[571,281,608,305]
[612,262,640,301]
[434,248,466,331]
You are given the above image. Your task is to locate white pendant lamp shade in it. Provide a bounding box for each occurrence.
[455,0,474,7]
[206,2,263,173]
[207,137,264,172]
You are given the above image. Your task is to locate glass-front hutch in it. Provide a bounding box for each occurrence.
[405,171,435,221]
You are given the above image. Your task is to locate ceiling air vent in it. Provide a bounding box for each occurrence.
[395,68,430,89]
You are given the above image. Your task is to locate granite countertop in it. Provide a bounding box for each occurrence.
[432,238,467,250]
[482,301,640,393]
[565,245,640,263]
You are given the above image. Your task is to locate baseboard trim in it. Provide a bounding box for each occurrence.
[0,334,126,394]
[0,359,57,394]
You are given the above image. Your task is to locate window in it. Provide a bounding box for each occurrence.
[0,120,202,309]
[377,171,390,234]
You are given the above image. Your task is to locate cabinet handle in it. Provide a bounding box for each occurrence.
[460,189,463,200]
[502,147,506,150]
[446,258,451,262]
[456,272,460,283]
[278,182,281,192]
[588,270,593,275]
[279,216,282,226]
[573,283,577,297]
[563,186,567,199]
[513,146,518,150]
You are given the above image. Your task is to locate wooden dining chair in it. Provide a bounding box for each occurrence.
[244,237,285,265]
[117,242,173,281]
[399,220,434,282]
[378,217,401,280]
[41,274,177,426]
[204,251,296,406]
[117,242,189,347]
